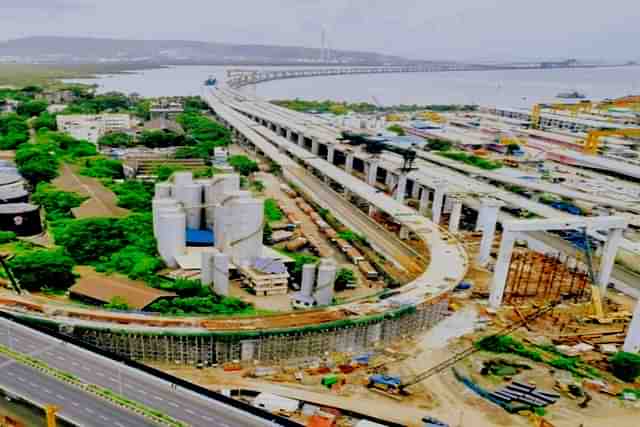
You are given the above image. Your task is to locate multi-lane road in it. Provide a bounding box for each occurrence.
[0,317,279,427]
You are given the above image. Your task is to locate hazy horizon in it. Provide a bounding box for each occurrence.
[2,0,639,62]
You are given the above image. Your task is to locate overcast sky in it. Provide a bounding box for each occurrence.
[1,0,639,61]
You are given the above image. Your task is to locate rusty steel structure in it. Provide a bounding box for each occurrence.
[503,250,592,305]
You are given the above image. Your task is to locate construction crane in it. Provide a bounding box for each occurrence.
[596,95,640,112]
[367,302,559,396]
[547,101,593,117]
[582,128,640,154]
[417,111,446,124]
[0,253,21,294]
[531,105,541,129]
[44,405,58,427]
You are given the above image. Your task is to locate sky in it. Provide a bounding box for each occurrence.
[1,0,639,61]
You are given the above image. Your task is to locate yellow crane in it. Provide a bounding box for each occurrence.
[44,405,58,427]
[531,104,541,129]
[548,101,593,116]
[582,128,640,154]
[417,111,446,123]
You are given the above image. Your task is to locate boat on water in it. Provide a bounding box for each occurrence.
[204,76,217,86]
[557,90,587,99]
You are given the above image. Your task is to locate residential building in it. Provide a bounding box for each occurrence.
[37,90,77,105]
[56,114,131,143]
[149,101,184,120]
[0,100,19,114]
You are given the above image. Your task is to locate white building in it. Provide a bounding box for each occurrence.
[56,114,131,143]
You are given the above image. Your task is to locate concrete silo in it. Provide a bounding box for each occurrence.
[152,198,179,237]
[300,264,317,297]
[154,182,173,199]
[181,183,203,229]
[213,251,230,296]
[314,260,337,306]
[156,211,186,268]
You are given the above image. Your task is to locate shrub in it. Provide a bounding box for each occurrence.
[610,352,640,382]
[104,296,130,311]
[98,132,134,147]
[335,268,355,291]
[0,231,17,244]
[53,217,126,263]
[264,199,283,222]
[81,158,124,179]
[228,155,259,176]
[110,180,154,212]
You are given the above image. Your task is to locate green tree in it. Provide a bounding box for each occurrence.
[228,155,259,176]
[17,100,48,117]
[610,352,640,382]
[98,132,134,147]
[18,157,59,184]
[32,184,86,221]
[9,249,75,292]
[81,158,124,179]
[335,268,356,291]
[507,144,521,155]
[263,222,273,244]
[32,112,57,131]
[53,217,126,263]
[138,130,185,148]
[111,180,154,212]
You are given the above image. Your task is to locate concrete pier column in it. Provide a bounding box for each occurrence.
[327,145,335,164]
[623,299,640,353]
[411,181,421,200]
[448,198,463,234]
[598,227,624,294]
[419,187,430,216]
[213,251,230,297]
[477,198,504,266]
[432,184,447,225]
[286,129,293,141]
[489,231,518,309]
[368,205,377,217]
[367,161,379,186]
[311,139,320,155]
[297,133,304,146]
[395,174,408,203]
[345,153,355,174]
[399,226,410,240]
[385,172,396,189]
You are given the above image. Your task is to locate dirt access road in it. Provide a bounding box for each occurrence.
[53,163,129,218]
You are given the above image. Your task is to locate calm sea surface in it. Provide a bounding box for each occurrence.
[65,65,640,108]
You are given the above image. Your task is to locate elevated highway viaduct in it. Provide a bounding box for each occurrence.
[210,85,640,294]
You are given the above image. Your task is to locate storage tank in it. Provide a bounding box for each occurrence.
[314,260,337,306]
[154,182,173,199]
[152,199,179,237]
[0,203,42,236]
[200,248,216,286]
[157,211,186,268]
[228,197,263,267]
[300,264,316,297]
[204,174,240,228]
[173,171,193,188]
[0,189,29,204]
[213,251,230,296]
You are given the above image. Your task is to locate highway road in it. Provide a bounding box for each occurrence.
[0,353,155,427]
[0,318,279,427]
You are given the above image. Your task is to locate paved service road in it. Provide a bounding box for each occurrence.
[0,318,279,427]
[0,353,155,427]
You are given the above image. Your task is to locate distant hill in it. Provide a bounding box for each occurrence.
[0,36,413,66]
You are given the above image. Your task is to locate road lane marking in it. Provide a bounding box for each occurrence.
[153,395,163,401]
[86,408,94,414]
[96,372,105,377]
[56,395,66,401]
[72,402,79,407]
[185,409,195,415]
[168,402,178,407]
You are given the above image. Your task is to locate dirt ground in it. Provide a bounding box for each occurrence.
[53,163,129,218]
[155,303,640,427]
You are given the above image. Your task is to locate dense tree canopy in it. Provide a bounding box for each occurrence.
[32,184,86,221]
[17,100,48,117]
[9,249,75,292]
[138,130,186,148]
[80,158,124,179]
[0,114,29,149]
[97,132,134,147]
[32,112,57,131]
[63,92,131,114]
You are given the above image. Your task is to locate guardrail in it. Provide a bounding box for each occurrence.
[0,311,300,427]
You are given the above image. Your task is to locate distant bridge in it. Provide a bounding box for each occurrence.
[225,62,629,89]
